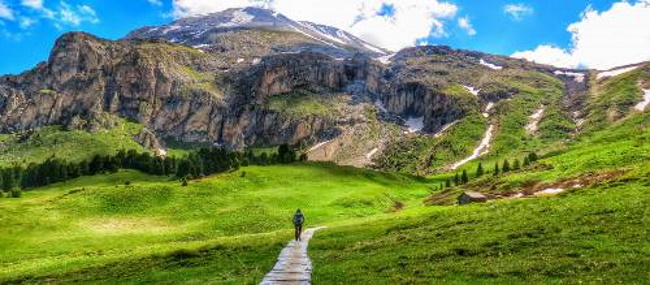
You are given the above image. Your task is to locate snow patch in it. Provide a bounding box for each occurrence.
[362,42,386,54]
[534,188,564,196]
[463,85,480,96]
[597,65,640,79]
[404,116,424,133]
[192,44,210,49]
[377,53,396,65]
[290,25,338,48]
[483,102,495,118]
[308,140,331,152]
[525,105,545,134]
[220,9,254,27]
[252,58,262,65]
[434,120,459,138]
[366,148,379,159]
[299,22,346,45]
[633,89,650,111]
[479,59,503,70]
[450,124,495,170]
[236,58,245,63]
[554,70,585,83]
[374,99,388,113]
[161,25,181,35]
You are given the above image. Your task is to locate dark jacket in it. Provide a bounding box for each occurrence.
[293,212,305,226]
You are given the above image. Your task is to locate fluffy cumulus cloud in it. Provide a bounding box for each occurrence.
[171,0,461,51]
[511,45,577,68]
[504,3,533,21]
[513,0,650,69]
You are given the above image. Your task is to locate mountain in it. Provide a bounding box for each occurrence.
[0,7,647,173]
[1,7,649,285]
[126,7,389,59]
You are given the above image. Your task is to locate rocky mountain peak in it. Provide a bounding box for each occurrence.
[125,7,388,59]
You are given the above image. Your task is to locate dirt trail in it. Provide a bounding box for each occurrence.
[260,227,325,285]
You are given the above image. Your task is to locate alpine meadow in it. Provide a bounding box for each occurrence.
[0,2,648,285]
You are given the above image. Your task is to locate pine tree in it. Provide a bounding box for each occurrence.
[502,159,511,173]
[513,158,521,170]
[1,169,15,191]
[461,170,469,184]
[528,152,538,163]
[493,162,500,176]
[454,173,460,185]
[476,162,484,177]
[445,178,452,188]
[523,156,531,167]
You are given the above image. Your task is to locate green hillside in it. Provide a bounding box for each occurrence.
[1,57,649,284]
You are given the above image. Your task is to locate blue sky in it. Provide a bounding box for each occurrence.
[0,0,648,74]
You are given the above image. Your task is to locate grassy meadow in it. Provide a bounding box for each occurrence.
[0,68,648,284]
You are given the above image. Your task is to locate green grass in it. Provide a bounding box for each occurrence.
[1,61,649,284]
[0,121,147,167]
[585,65,650,132]
[311,180,649,284]
[0,163,431,283]
[265,90,344,119]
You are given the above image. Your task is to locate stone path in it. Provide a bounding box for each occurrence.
[260,227,325,285]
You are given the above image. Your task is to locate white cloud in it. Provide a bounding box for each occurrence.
[58,2,99,26]
[512,1,650,69]
[21,0,43,9]
[147,0,163,6]
[0,1,15,20]
[512,45,577,68]
[504,3,533,21]
[171,0,459,51]
[457,16,475,36]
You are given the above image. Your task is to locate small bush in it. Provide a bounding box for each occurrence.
[124,181,131,186]
[10,189,21,198]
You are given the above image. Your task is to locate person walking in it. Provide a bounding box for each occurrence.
[293,209,305,241]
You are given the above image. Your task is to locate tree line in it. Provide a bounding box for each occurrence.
[0,144,302,198]
[439,152,539,189]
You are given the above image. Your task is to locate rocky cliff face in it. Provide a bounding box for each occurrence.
[0,27,577,160]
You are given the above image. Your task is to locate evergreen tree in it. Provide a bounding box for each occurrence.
[461,170,469,184]
[528,152,538,163]
[523,156,531,167]
[502,159,511,173]
[259,152,269,166]
[1,169,15,191]
[454,173,460,185]
[445,178,451,188]
[476,162,484,177]
[513,158,521,170]
[493,162,500,176]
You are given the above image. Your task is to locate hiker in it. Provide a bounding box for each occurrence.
[293,209,305,241]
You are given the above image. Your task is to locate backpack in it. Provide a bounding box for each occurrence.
[293,213,305,225]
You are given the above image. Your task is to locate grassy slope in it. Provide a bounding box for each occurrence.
[311,180,649,284]
[309,113,649,284]
[0,163,430,283]
[0,121,146,167]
